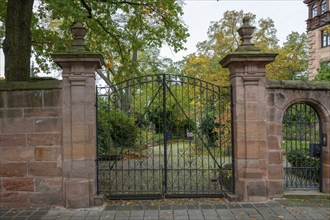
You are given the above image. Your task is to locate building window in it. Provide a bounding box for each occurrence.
[321,30,330,47]
[312,4,318,18]
[321,0,327,14]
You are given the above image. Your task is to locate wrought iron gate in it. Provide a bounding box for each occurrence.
[96,74,233,198]
[283,103,322,191]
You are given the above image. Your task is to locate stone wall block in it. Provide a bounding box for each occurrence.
[236,120,246,138]
[267,92,275,106]
[245,86,259,102]
[27,133,61,146]
[245,159,260,169]
[85,160,96,179]
[34,118,61,133]
[245,140,259,159]
[274,93,287,109]
[0,134,26,147]
[258,141,267,158]
[0,109,23,118]
[2,178,34,191]
[245,103,258,120]
[43,90,61,107]
[258,121,267,139]
[247,181,266,197]
[245,121,259,140]
[322,164,329,179]
[0,192,28,205]
[320,94,330,109]
[0,163,27,177]
[72,124,86,143]
[267,107,277,122]
[323,149,329,165]
[268,123,282,136]
[7,91,42,108]
[2,147,34,162]
[267,181,284,197]
[236,140,246,159]
[268,151,282,165]
[235,104,245,123]
[0,91,6,108]
[85,104,96,123]
[84,143,96,159]
[29,192,63,206]
[24,108,60,117]
[268,165,283,180]
[322,179,330,194]
[35,146,61,161]
[28,162,62,177]
[268,135,281,150]
[71,144,86,160]
[35,178,62,192]
[1,118,33,134]
[65,179,90,208]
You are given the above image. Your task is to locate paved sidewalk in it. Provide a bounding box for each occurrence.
[0,198,329,220]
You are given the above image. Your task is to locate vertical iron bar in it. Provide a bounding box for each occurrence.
[96,86,99,194]
[200,81,204,192]
[194,78,198,193]
[163,74,168,196]
[319,121,323,192]
[230,85,235,193]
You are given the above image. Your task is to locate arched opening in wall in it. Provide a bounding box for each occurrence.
[282,103,322,192]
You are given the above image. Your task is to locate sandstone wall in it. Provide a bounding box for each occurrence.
[266,80,330,196]
[0,81,63,207]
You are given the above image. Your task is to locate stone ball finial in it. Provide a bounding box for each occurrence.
[69,20,87,51]
[236,17,260,52]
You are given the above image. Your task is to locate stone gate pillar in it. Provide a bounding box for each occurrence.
[220,18,277,202]
[52,21,104,208]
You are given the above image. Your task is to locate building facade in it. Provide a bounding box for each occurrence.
[304,0,330,79]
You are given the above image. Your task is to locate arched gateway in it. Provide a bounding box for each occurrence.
[282,103,323,191]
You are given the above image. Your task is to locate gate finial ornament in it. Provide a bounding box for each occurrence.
[236,16,260,52]
[69,20,87,51]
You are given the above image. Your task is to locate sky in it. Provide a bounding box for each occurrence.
[0,0,307,77]
[160,0,307,61]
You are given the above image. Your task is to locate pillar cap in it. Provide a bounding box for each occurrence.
[52,53,105,69]
[219,52,277,68]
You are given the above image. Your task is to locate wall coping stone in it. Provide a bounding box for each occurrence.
[266,80,330,91]
[0,80,61,91]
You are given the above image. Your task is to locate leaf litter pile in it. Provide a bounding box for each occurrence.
[105,197,226,208]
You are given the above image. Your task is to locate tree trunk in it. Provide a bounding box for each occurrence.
[3,0,34,81]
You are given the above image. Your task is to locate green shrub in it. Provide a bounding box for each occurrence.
[219,163,233,191]
[109,109,138,148]
[200,113,219,146]
[286,149,320,182]
[97,99,138,159]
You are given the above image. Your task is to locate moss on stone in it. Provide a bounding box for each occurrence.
[0,80,61,91]
[267,80,330,91]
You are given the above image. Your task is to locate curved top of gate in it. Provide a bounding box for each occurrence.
[97,74,230,96]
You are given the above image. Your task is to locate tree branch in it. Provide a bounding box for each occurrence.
[80,0,126,64]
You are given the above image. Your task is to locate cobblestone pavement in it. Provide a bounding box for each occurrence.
[0,198,329,220]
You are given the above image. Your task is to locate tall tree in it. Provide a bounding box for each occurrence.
[181,10,279,86]
[0,0,189,82]
[3,0,34,81]
[266,32,308,80]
